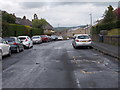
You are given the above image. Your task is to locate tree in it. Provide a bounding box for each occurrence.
[32,18,48,29]
[2,11,16,23]
[103,5,116,23]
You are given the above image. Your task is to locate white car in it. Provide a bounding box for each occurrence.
[18,36,33,48]
[32,36,42,44]
[72,34,92,49]
[0,37,11,58]
[57,36,63,40]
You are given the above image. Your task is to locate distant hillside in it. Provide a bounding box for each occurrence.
[53,25,87,31]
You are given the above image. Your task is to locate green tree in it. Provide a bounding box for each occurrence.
[103,5,116,23]
[32,18,48,29]
[2,11,16,23]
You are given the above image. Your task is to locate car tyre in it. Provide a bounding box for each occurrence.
[88,46,93,49]
[74,46,78,49]
[22,47,24,51]
[0,50,2,60]
[8,49,11,56]
[73,45,77,49]
[16,47,20,53]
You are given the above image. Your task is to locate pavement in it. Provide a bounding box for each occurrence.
[2,40,119,88]
[92,41,120,59]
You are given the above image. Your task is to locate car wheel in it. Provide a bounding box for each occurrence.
[0,50,2,60]
[74,46,78,49]
[27,44,31,49]
[89,46,93,49]
[22,47,24,51]
[8,49,11,56]
[73,43,78,49]
[16,47,20,53]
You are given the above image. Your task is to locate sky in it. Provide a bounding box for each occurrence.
[0,0,119,27]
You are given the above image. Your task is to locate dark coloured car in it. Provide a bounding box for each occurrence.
[4,37,24,53]
[51,35,58,41]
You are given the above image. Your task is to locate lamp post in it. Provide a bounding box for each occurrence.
[89,13,92,35]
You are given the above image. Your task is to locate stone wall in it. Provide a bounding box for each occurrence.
[92,35,120,46]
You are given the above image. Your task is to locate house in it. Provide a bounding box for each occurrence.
[114,8,120,19]
[15,16,32,27]
[43,22,53,35]
[67,26,91,37]
[43,23,53,30]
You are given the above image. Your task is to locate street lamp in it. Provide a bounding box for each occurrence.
[89,13,92,35]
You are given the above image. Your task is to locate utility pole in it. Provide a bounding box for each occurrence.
[89,13,92,35]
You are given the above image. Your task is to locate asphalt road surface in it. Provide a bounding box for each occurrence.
[2,40,119,88]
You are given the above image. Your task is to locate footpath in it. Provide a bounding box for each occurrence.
[92,41,120,59]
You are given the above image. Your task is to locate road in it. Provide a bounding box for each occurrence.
[2,40,119,88]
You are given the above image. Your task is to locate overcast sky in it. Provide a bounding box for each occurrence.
[0,0,119,27]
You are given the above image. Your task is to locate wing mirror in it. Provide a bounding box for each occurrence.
[3,41,8,44]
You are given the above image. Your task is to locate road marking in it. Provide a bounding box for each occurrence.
[80,70,95,74]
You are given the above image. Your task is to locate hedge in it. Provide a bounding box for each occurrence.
[2,23,44,37]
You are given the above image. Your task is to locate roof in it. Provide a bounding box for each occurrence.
[74,34,89,37]
[15,17,32,27]
[18,36,29,37]
[43,23,53,30]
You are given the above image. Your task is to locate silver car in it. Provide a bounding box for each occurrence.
[0,37,11,58]
[72,34,92,49]
[32,36,42,44]
[18,36,33,49]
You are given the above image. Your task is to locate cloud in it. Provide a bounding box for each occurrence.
[0,0,118,27]
[20,2,118,9]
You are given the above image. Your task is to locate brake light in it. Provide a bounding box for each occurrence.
[13,43,17,45]
[75,40,79,42]
[25,39,28,41]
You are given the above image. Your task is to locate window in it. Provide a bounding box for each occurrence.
[77,35,89,39]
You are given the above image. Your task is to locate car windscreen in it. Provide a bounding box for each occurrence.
[32,37,39,39]
[40,35,47,37]
[18,37,26,40]
[4,38,15,42]
[77,35,90,39]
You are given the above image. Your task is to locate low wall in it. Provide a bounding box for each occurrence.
[92,35,120,46]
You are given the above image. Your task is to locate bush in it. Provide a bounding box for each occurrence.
[2,24,44,37]
[92,21,117,35]
[29,28,44,37]
[8,24,30,36]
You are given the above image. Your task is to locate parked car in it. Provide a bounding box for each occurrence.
[57,36,63,40]
[0,37,11,57]
[47,36,52,41]
[32,36,42,44]
[40,35,49,42]
[51,35,58,41]
[4,37,24,53]
[67,37,70,40]
[72,34,92,49]
[18,36,33,48]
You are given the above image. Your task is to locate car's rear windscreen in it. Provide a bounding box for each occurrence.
[4,38,15,42]
[40,35,47,37]
[77,36,90,39]
[18,37,26,40]
[32,37,39,39]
